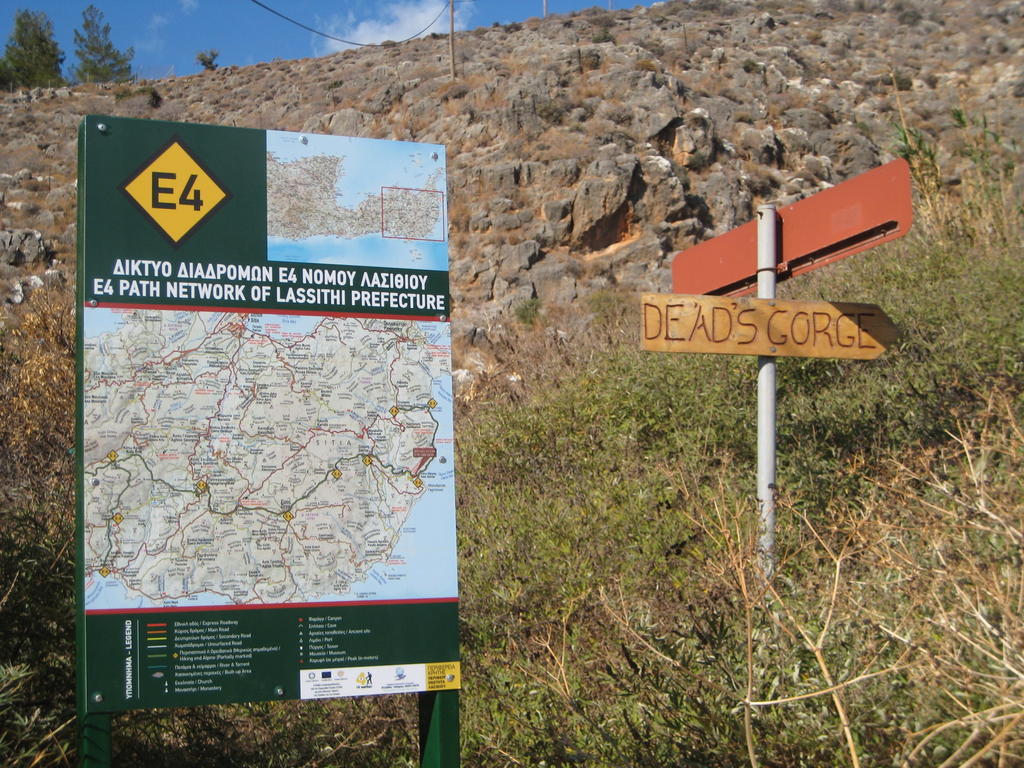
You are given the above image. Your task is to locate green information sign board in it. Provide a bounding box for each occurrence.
[76,115,459,715]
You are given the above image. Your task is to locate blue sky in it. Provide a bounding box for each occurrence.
[0,1,659,80]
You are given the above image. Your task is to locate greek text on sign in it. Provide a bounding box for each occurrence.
[642,294,897,359]
[123,138,229,244]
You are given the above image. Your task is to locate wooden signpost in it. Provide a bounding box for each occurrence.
[672,159,913,297]
[647,159,913,574]
[642,295,897,360]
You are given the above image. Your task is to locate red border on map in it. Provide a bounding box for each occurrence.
[85,597,459,615]
[380,186,446,242]
[84,301,446,323]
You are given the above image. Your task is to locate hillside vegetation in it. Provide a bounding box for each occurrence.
[0,0,1022,765]
[453,136,1024,767]
[2,98,1022,766]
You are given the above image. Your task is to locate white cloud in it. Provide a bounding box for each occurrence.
[135,13,169,53]
[180,0,199,14]
[313,1,474,56]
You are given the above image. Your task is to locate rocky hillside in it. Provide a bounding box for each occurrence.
[1,0,1021,363]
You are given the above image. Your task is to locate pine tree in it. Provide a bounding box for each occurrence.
[2,10,65,88]
[0,57,13,90]
[73,5,133,83]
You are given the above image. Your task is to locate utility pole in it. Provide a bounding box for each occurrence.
[449,0,456,79]
[543,1,548,17]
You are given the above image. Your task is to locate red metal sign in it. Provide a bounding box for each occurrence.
[672,159,913,296]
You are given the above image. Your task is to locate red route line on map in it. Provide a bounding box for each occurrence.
[379,185,446,243]
[85,596,459,615]
[84,301,447,323]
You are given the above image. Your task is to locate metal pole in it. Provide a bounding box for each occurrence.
[449,0,456,80]
[756,204,778,577]
[419,690,459,767]
[80,713,112,768]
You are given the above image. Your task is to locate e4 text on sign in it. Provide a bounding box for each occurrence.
[122,137,229,245]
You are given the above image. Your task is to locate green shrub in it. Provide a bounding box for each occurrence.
[896,7,923,24]
[113,85,161,107]
[513,297,542,325]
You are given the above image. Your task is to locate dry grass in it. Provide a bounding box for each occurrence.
[532,127,591,162]
[858,392,1024,765]
[0,288,75,482]
[594,387,1023,767]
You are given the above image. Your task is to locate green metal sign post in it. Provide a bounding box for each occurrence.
[419,691,460,767]
[76,115,460,765]
[79,714,111,768]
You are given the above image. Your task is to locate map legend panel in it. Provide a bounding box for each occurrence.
[82,602,458,709]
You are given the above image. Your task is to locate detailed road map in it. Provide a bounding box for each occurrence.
[82,308,456,611]
[266,130,448,271]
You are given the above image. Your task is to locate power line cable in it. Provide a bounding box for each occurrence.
[246,0,449,48]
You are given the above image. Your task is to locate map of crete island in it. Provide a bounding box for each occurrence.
[265,130,448,272]
[82,309,456,611]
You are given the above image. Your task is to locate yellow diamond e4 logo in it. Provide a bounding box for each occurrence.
[122,137,229,245]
